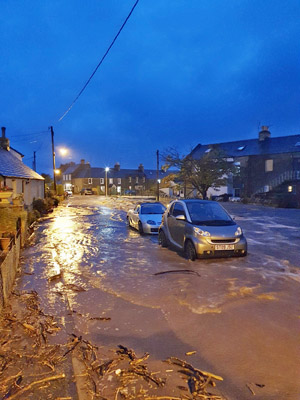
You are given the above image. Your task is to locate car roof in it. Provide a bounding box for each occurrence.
[138,202,164,205]
[174,199,215,204]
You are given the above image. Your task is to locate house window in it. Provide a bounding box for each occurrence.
[129,177,132,183]
[100,178,104,184]
[142,177,145,183]
[117,178,121,185]
[129,186,132,190]
[109,178,113,184]
[117,186,121,193]
[136,177,139,183]
[63,175,66,181]
[265,159,273,172]
[88,178,93,184]
[69,174,71,180]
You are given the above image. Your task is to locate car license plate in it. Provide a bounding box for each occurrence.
[215,244,234,250]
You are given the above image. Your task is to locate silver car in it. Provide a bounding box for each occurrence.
[127,202,166,234]
[158,199,247,260]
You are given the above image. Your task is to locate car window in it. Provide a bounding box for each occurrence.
[172,202,186,217]
[134,205,140,213]
[186,202,234,226]
[140,203,166,214]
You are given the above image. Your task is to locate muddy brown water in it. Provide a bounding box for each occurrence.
[17,196,300,399]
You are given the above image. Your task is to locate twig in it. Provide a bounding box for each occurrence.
[4,374,65,400]
[154,270,200,276]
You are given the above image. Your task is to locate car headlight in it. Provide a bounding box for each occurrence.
[146,220,156,225]
[235,226,242,236]
[193,227,210,237]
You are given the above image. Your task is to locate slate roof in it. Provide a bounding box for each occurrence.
[63,163,81,175]
[0,148,44,180]
[71,166,172,180]
[190,134,300,159]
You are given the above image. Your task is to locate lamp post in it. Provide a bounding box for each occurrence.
[157,179,161,201]
[105,167,109,196]
[50,126,56,193]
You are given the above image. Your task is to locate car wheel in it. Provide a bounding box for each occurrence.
[138,221,144,234]
[158,230,168,247]
[126,216,130,227]
[185,240,197,261]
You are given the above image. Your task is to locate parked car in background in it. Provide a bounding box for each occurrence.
[80,188,93,195]
[158,199,247,260]
[124,189,136,195]
[229,196,241,202]
[127,202,166,234]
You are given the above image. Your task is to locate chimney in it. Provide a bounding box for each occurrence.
[138,163,144,172]
[80,159,85,164]
[259,126,271,141]
[114,162,120,172]
[0,126,10,150]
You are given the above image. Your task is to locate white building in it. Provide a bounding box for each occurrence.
[0,127,44,208]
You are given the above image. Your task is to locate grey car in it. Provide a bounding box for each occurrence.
[127,202,166,234]
[158,199,247,260]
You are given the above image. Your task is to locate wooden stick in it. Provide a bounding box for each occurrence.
[6,373,65,400]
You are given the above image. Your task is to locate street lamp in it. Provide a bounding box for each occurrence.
[58,147,68,157]
[105,167,109,196]
[157,179,161,201]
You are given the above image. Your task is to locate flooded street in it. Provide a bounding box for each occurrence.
[14,197,300,399]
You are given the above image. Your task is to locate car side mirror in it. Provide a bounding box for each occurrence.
[176,214,186,221]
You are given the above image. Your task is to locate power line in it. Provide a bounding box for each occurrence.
[10,130,48,138]
[58,0,140,122]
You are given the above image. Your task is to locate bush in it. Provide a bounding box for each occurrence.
[27,210,40,226]
[32,198,47,214]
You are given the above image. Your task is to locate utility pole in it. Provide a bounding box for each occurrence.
[33,151,36,171]
[156,150,159,201]
[50,126,56,193]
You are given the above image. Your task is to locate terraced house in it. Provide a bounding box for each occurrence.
[59,160,169,195]
[190,126,300,207]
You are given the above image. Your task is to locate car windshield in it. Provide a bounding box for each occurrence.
[186,202,235,226]
[140,203,166,214]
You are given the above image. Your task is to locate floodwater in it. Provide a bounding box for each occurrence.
[20,196,300,399]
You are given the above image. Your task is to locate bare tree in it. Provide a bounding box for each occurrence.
[162,145,237,199]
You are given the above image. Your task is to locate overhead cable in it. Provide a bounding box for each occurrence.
[58,0,140,122]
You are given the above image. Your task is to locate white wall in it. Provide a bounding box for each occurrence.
[6,178,44,206]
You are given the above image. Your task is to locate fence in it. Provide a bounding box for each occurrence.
[0,228,21,312]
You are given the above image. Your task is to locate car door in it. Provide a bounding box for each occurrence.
[167,202,186,248]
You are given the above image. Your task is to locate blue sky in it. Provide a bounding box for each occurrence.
[1,0,300,174]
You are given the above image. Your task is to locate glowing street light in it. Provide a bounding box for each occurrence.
[59,147,68,157]
[54,169,61,175]
[105,167,110,196]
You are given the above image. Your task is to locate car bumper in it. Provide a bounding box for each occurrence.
[142,223,160,234]
[193,236,247,258]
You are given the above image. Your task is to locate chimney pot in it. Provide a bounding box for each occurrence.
[138,163,144,172]
[259,126,271,141]
[1,127,6,138]
[80,159,85,164]
[114,162,120,172]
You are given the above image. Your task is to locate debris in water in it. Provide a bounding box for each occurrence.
[154,269,200,276]
[246,383,255,395]
[185,351,197,356]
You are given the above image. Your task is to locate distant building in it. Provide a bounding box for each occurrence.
[190,126,300,206]
[0,127,45,207]
[58,160,171,195]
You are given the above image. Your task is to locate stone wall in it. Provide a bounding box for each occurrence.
[0,205,27,246]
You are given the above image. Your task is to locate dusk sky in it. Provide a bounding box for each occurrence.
[1,1,300,175]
